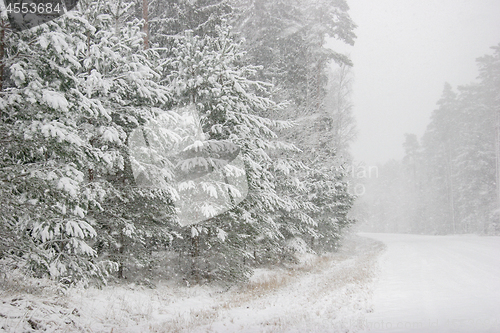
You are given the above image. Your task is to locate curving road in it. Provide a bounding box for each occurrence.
[358,233,500,333]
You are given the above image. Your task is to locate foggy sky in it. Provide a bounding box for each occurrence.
[332,0,500,166]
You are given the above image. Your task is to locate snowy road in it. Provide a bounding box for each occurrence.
[5,234,500,333]
[359,233,500,333]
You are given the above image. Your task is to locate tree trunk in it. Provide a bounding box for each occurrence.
[142,0,149,49]
[191,233,200,284]
[446,146,456,233]
[118,233,126,279]
[496,111,500,225]
[0,20,5,92]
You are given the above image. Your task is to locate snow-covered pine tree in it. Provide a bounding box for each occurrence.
[386,45,500,234]
[157,26,315,283]
[450,83,496,233]
[146,0,233,45]
[420,83,460,234]
[418,46,500,234]
[0,8,121,284]
[270,138,356,255]
[233,0,356,113]
[77,0,182,280]
[306,166,355,251]
[0,0,178,284]
[230,0,357,254]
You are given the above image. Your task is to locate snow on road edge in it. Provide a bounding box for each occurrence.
[0,234,385,333]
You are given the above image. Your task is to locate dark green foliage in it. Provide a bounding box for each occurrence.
[0,0,358,286]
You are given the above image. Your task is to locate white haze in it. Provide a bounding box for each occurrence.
[328,0,500,165]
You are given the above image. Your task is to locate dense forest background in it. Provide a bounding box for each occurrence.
[0,0,359,286]
[354,44,500,235]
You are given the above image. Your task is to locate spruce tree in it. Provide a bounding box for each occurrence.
[0,0,176,284]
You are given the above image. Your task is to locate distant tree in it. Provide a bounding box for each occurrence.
[421,83,459,233]
[402,133,420,187]
[476,43,500,227]
[412,45,500,234]
[323,63,357,159]
[285,63,356,166]
[233,0,356,113]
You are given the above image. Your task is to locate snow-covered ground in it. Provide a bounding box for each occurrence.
[0,235,384,332]
[359,233,500,333]
[5,233,498,332]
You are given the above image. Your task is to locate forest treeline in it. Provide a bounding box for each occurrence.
[356,44,500,235]
[0,0,358,285]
